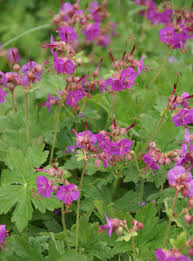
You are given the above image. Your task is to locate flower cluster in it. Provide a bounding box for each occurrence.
[35,164,80,205]
[0,60,43,104]
[73,118,134,168]
[143,142,171,171]
[135,0,193,50]
[155,247,192,261]
[98,215,144,237]
[51,1,115,47]
[98,47,147,94]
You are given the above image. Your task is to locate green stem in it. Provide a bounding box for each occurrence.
[158,164,166,216]
[139,176,144,207]
[76,159,87,252]
[25,89,30,144]
[61,203,70,249]
[132,236,137,261]
[11,90,17,112]
[141,114,165,154]
[132,151,144,207]
[0,24,50,49]
[49,100,63,164]
[163,189,178,247]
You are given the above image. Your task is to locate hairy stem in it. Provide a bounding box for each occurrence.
[25,89,30,144]
[163,189,178,247]
[158,164,166,216]
[132,151,144,206]
[76,159,87,252]
[49,100,63,164]
[61,203,70,249]
[0,24,50,49]
[11,90,17,112]
[139,176,144,207]
[132,236,137,261]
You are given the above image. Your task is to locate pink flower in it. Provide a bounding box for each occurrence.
[120,67,136,89]
[58,26,78,44]
[144,145,159,170]
[172,109,193,127]
[65,89,85,107]
[56,183,80,204]
[41,94,59,112]
[98,215,121,237]
[36,176,53,198]
[168,166,192,186]
[54,55,74,75]
[83,23,100,41]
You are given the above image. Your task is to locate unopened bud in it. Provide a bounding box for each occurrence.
[188,249,193,257]
[115,226,123,236]
[33,64,42,73]
[188,198,193,208]
[13,64,20,72]
[137,222,144,230]
[184,213,193,224]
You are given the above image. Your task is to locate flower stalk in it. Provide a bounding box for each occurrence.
[25,89,30,144]
[76,158,87,252]
[49,99,63,164]
[61,203,70,249]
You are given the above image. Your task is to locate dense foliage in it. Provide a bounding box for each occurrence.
[0,0,193,260]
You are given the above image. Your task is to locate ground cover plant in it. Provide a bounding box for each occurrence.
[0,0,193,260]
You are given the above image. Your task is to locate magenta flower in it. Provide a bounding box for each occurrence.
[97,33,110,47]
[100,215,113,237]
[58,26,78,44]
[174,92,190,109]
[160,23,189,50]
[172,109,193,127]
[144,146,159,170]
[22,61,43,86]
[65,89,85,107]
[36,176,53,198]
[56,183,80,204]
[74,130,97,148]
[0,88,6,103]
[168,166,192,186]
[83,23,100,41]
[120,67,136,89]
[155,248,192,261]
[60,2,74,21]
[98,215,121,237]
[90,1,101,22]
[42,94,59,112]
[137,56,147,76]
[7,47,20,64]
[105,78,123,92]
[0,71,7,87]
[0,225,7,244]
[54,55,74,75]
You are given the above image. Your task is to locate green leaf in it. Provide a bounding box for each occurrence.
[0,139,51,231]
[117,231,137,242]
[170,232,187,249]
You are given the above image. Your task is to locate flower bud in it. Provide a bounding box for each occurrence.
[13,64,20,72]
[137,222,144,230]
[184,213,193,224]
[115,226,123,236]
[188,198,193,208]
[188,248,193,257]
